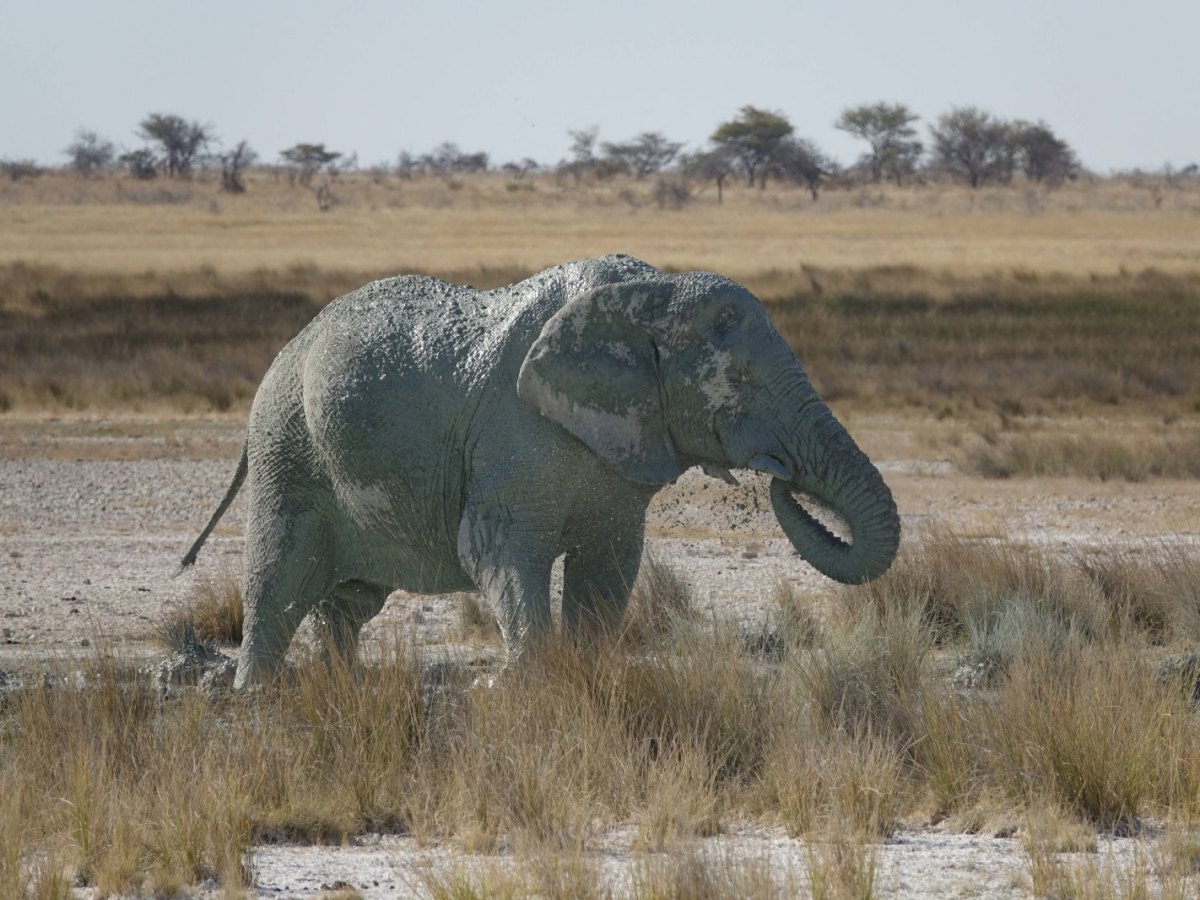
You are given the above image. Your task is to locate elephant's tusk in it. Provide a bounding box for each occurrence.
[748,454,792,481]
[701,463,739,485]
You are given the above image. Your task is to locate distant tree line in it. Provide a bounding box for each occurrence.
[10,103,1197,202]
[675,103,1083,201]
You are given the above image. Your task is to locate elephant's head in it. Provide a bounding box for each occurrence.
[518,276,900,584]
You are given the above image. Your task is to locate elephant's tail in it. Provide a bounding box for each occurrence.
[176,438,249,576]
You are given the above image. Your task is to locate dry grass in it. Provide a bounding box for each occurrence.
[622,554,696,645]
[966,430,1200,481]
[855,527,1200,649]
[421,849,798,899]
[1023,821,1200,900]
[1,168,1199,417]
[4,170,1200,278]
[2,260,1197,417]
[4,533,1200,893]
[630,850,799,899]
[455,593,502,644]
[158,562,245,650]
[807,827,879,900]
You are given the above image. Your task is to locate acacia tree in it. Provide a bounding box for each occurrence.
[711,105,794,188]
[137,113,213,178]
[65,128,115,176]
[500,158,540,180]
[1011,121,1080,185]
[600,131,684,179]
[680,146,737,203]
[0,159,41,181]
[280,143,342,185]
[219,140,257,193]
[836,102,922,183]
[929,106,1016,187]
[426,142,488,173]
[773,137,834,200]
[558,126,600,184]
[119,148,158,180]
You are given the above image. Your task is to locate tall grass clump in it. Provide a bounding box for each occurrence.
[422,853,605,900]
[630,850,799,899]
[0,780,29,897]
[985,644,1199,829]
[158,562,244,650]
[762,596,916,840]
[839,528,1200,826]
[1074,543,1200,644]
[964,428,1200,481]
[856,528,1118,657]
[794,598,930,749]
[807,826,879,900]
[1,651,254,894]
[621,553,696,645]
[0,643,426,894]
[415,618,775,852]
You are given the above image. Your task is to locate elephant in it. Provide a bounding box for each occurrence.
[181,254,900,689]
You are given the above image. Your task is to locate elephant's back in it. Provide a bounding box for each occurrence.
[296,276,497,452]
[308,275,490,368]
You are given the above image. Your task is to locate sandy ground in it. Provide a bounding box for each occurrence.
[243,827,1163,898]
[2,414,1199,897]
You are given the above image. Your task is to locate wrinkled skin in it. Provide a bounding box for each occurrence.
[182,255,900,689]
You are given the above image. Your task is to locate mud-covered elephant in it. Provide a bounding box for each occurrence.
[181,254,900,688]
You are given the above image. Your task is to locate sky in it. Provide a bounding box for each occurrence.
[2,0,1198,173]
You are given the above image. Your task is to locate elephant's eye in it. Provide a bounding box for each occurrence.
[732,364,755,387]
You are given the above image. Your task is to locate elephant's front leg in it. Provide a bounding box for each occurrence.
[562,507,647,640]
[457,509,555,660]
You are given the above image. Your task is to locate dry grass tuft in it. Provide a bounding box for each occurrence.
[964,425,1200,481]
[806,827,879,900]
[422,853,606,900]
[859,527,1200,655]
[987,644,1190,830]
[455,593,501,644]
[744,581,825,661]
[1074,544,1200,643]
[622,553,696,645]
[796,597,931,750]
[158,563,244,649]
[631,850,798,899]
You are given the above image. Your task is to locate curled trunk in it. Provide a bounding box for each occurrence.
[771,407,900,584]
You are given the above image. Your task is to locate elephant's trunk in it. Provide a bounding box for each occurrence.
[771,405,900,584]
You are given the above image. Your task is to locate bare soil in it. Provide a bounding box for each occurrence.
[2,414,1198,897]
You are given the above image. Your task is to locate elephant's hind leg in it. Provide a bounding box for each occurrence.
[236,511,335,690]
[312,579,388,669]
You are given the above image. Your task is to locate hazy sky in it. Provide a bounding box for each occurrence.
[3,0,1197,173]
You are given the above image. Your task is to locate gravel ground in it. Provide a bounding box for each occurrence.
[3,416,1199,898]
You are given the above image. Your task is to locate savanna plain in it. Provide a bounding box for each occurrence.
[2,170,1200,897]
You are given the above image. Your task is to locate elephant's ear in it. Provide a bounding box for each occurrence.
[518,282,682,485]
